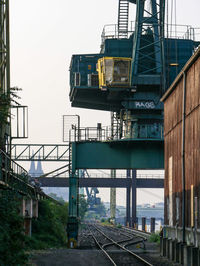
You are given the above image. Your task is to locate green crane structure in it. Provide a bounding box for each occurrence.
[68,0,199,247]
[67,0,167,247]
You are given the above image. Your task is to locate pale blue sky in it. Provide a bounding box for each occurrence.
[10,0,200,205]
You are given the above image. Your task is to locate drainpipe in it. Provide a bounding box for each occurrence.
[181,71,186,243]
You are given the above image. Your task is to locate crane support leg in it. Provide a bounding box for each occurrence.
[67,143,79,248]
[67,172,79,248]
[131,169,137,227]
[110,169,116,223]
[126,169,131,226]
[67,141,164,247]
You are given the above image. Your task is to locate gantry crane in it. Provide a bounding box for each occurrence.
[80,170,101,208]
[68,0,199,247]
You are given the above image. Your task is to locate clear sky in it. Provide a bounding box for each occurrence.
[10,0,200,205]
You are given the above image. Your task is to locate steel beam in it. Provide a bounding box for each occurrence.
[73,140,164,169]
[67,139,163,244]
[126,169,131,226]
[131,170,137,227]
[38,177,164,188]
[11,144,70,161]
[110,169,116,221]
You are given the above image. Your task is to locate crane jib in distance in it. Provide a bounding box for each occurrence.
[68,0,199,247]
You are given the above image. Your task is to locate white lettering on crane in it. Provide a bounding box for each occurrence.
[135,101,155,109]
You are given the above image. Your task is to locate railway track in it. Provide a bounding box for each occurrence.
[88,224,153,266]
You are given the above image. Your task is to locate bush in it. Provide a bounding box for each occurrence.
[117,224,122,228]
[0,189,69,265]
[27,199,68,250]
[79,195,88,220]
[149,232,160,244]
[0,189,29,266]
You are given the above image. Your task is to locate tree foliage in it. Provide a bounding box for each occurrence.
[94,202,106,217]
[0,189,28,266]
[27,199,68,249]
[0,188,69,266]
[79,194,88,220]
[47,193,65,204]
[0,87,21,123]
[149,232,160,244]
[0,87,21,149]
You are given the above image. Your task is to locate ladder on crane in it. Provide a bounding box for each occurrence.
[118,0,129,38]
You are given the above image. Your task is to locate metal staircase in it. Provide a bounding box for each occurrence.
[118,0,129,38]
[111,112,122,140]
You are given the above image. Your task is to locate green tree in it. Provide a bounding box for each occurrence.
[28,199,68,249]
[0,189,28,266]
[48,193,65,204]
[95,202,106,217]
[0,87,21,150]
[79,194,88,220]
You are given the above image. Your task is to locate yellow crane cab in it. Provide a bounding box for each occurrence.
[97,57,132,90]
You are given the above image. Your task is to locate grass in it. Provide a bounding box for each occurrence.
[149,232,160,244]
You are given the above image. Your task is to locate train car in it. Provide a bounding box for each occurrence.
[161,46,200,265]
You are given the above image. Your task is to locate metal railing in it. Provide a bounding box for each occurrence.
[69,124,164,143]
[11,144,70,161]
[101,23,200,45]
[11,105,28,139]
[0,149,30,187]
[167,25,200,41]
[69,127,107,142]
[101,22,135,44]
[137,173,164,179]
[37,172,164,179]
[80,172,164,179]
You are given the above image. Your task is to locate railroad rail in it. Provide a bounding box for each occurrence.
[123,226,152,237]
[88,224,153,266]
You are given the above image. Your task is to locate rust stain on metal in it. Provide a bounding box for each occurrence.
[163,46,200,228]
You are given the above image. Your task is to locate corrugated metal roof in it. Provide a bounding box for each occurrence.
[161,46,200,102]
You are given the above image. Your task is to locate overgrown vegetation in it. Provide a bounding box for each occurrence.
[27,199,68,250]
[0,189,69,266]
[0,87,21,149]
[0,189,29,266]
[84,201,106,220]
[0,188,89,265]
[116,223,122,228]
[101,218,112,226]
[149,232,160,244]
[48,192,66,204]
[79,194,89,220]
[0,87,21,122]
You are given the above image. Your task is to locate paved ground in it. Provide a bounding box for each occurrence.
[30,249,111,266]
[30,226,181,266]
[29,245,182,266]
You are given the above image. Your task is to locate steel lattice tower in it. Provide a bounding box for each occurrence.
[131,0,165,90]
